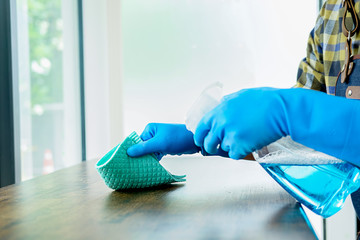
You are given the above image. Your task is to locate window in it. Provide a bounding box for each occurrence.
[15,0,83,180]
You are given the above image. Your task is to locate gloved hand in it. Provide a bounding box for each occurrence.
[194,87,360,166]
[194,87,287,159]
[126,123,201,160]
[127,123,229,160]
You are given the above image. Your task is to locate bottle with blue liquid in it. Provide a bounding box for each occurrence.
[186,83,360,218]
[254,137,360,218]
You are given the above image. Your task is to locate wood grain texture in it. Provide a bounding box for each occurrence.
[0,156,316,240]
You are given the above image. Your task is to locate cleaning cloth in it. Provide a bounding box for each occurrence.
[96,131,186,190]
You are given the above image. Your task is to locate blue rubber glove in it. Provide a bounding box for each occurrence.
[194,87,360,167]
[127,123,227,160]
[194,87,287,159]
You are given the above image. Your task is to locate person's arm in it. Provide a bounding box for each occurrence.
[194,87,360,167]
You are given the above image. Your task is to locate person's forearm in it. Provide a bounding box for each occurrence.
[280,88,360,167]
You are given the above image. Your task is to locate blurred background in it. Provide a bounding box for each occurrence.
[14,0,319,180]
[121,0,317,134]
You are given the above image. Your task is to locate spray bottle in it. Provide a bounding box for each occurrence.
[185,83,360,218]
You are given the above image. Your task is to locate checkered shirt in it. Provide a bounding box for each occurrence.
[295,0,360,94]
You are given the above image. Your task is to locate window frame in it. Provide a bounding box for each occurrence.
[0,0,17,187]
[78,0,87,162]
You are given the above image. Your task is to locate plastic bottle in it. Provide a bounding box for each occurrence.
[254,137,360,218]
[185,84,360,218]
[185,82,223,133]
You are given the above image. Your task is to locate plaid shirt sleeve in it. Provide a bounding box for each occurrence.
[294,8,326,91]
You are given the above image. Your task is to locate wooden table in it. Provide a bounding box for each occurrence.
[0,156,316,240]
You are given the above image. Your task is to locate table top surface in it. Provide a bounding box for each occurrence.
[0,156,316,240]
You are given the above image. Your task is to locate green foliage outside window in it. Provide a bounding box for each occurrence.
[28,0,63,106]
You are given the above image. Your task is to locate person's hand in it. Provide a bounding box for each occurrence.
[193,86,360,167]
[194,87,288,160]
[127,123,201,160]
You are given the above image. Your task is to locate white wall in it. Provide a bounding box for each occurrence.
[82,0,123,160]
[83,0,319,159]
[121,0,318,135]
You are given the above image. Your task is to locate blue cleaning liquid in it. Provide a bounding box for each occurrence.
[260,162,360,218]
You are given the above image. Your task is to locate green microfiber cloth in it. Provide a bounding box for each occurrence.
[95,131,186,190]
